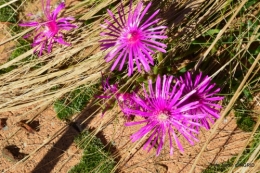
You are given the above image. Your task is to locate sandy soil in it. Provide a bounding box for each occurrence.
[0,106,82,173]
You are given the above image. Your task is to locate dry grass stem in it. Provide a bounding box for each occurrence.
[194,0,248,71]
[189,52,260,173]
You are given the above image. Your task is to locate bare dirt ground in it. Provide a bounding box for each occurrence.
[0,106,82,173]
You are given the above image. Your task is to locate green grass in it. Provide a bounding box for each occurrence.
[0,0,33,74]
[202,157,236,173]
[237,131,260,163]
[69,131,115,173]
[233,88,256,132]
[10,39,32,59]
[235,110,256,132]
[53,84,97,120]
[0,0,18,23]
[0,37,33,74]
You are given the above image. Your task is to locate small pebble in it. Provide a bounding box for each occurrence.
[3,126,8,131]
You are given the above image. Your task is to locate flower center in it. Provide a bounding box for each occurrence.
[118,94,125,102]
[127,30,140,44]
[46,20,58,34]
[157,112,169,122]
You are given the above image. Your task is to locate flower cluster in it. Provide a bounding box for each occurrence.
[122,73,223,155]
[101,72,223,156]
[96,1,223,156]
[19,0,224,156]
[19,0,77,55]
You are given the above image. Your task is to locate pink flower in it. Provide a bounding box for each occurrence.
[97,74,138,118]
[123,75,206,155]
[178,72,224,130]
[19,0,77,55]
[100,1,167,76]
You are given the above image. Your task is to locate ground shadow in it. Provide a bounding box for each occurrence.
[0,118,7,129]
[20,119,40,132]
[3,145,28,161]
[31,98,98,173]
[31,95,121,173]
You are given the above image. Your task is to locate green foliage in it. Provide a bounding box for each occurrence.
[178,62,196,74]
[0,38,32,74]
[0,0,17,23]
[242,88,253,101]
[0,66,15,74]
[69,131,115,173]
[0,0,32,74]
[53,85,97,120]
[10,39,31,60]
[233,87,256,132]
[202,157,236,173]
[202,29,220,37]
[235,111,255,132]
[244,0,258,10]
[235,131,260,166]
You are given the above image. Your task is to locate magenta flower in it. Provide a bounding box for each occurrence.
[98,74,119,100]
[19,0,77,55]
[117,93,140,119]
[178,72,224,130]
[97,74,138,117]
[97,74,119,115]
[123,75,206,156]
[100,1,167,76]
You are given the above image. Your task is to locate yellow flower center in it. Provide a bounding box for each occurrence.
[158,112,168,121]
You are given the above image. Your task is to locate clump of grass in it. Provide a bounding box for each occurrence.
[0,0,33,74]
[235,110,256,132]
[10,39,31,60]
[202,157,236,173]
[69,131,115,173]
[0,38,32,74]
[233,87,257,132]
[237,131,260,163]
[0,64,15,74]
[53,85,97,120]
[0,0,17,23]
